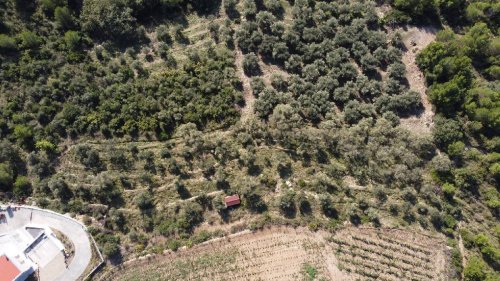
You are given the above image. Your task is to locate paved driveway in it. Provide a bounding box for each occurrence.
[0,205,92,281]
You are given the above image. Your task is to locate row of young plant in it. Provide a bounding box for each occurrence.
[335,245,434,279]
[329,235,434,271]
[351,234,432,262]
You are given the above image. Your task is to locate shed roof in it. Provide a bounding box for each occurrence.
[224,195,240,207]
[0,255,20,281]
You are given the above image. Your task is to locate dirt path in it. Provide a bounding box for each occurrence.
[235,49,255,122]
[457,222,467,279]
[399,26,437,135]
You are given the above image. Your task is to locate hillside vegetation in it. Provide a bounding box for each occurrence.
[0,0,498,280]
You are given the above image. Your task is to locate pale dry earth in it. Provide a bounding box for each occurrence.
[103,226,450,281]
[399,26,438,135]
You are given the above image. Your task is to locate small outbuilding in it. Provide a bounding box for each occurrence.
[224,194,240,207]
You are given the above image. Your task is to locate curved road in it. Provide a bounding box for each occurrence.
[0,205,93,281]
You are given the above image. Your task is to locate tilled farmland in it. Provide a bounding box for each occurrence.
[102,226,450,281]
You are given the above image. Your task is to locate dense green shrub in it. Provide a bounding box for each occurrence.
[279,189,296,217]
[18,31,42,49]
[81,0,139,43]
[464,256,488,281]
[13,176,32,198]
[75,145,104,173]
[242,0,257,18]
[0,34,17,52]
[391,0,438,22]
[0,163,13,192]
[156,25,172,43]
[40,0,66,14]
[433,117,463,148]
[54,6,74,29]
[242,53,261,76]
[64,31,81,50]
[135,192,153,210]
[223,0,239,19]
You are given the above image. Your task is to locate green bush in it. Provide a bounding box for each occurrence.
[75,145,104,173]
[40,0,65,14]
[0,34,17,52]
[279,189,296,217]
[135,192,153,210]
[18,31,42,49]
[264,0,282,16]
[13,176,32,198]
[81,0,138,42]
[156,25,172,43]
[242,0,257,18]
[464,256,487,281]
[447,141,465,158]
[433,117,463,148]
[442,183,457,199]
[64,31,81,50]
[429,80,463,113]
[242,53,261,76]
[0,163,13,192]
[465,87,499,134]
[13,125,34,149]
[54,6,73,29]
[392,0,437,22]
[103,240,120,258]
[35,140,57,152]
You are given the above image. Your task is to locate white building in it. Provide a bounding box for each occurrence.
[0,224,65,281]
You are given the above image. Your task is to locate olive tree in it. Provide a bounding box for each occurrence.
[243,53,261,76]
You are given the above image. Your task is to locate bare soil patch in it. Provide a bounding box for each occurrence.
[399,26,438,135]
[102,226,450,281]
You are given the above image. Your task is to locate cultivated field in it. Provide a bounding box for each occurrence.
[330,228,451,281]
[101,226,451,281]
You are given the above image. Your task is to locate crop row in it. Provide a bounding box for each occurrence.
[351,235,432,263]
[229,237,308,249]
[237,247,312,258]
[339,261,394,281]
[336,246,434,279]
[236,256,320,269]
[375,234,434,255]
[330,238,434,271]
[338,256,427,281]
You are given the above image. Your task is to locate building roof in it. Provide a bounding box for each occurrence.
[224,195,240,207]
[0,255,21,281]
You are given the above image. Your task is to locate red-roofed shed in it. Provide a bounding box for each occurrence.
[224,195,240,207]
[0,255,21,281]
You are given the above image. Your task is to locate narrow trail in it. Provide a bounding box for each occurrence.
[399,26,437,135]
[457,222,467,279]
[235,49,255,122]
